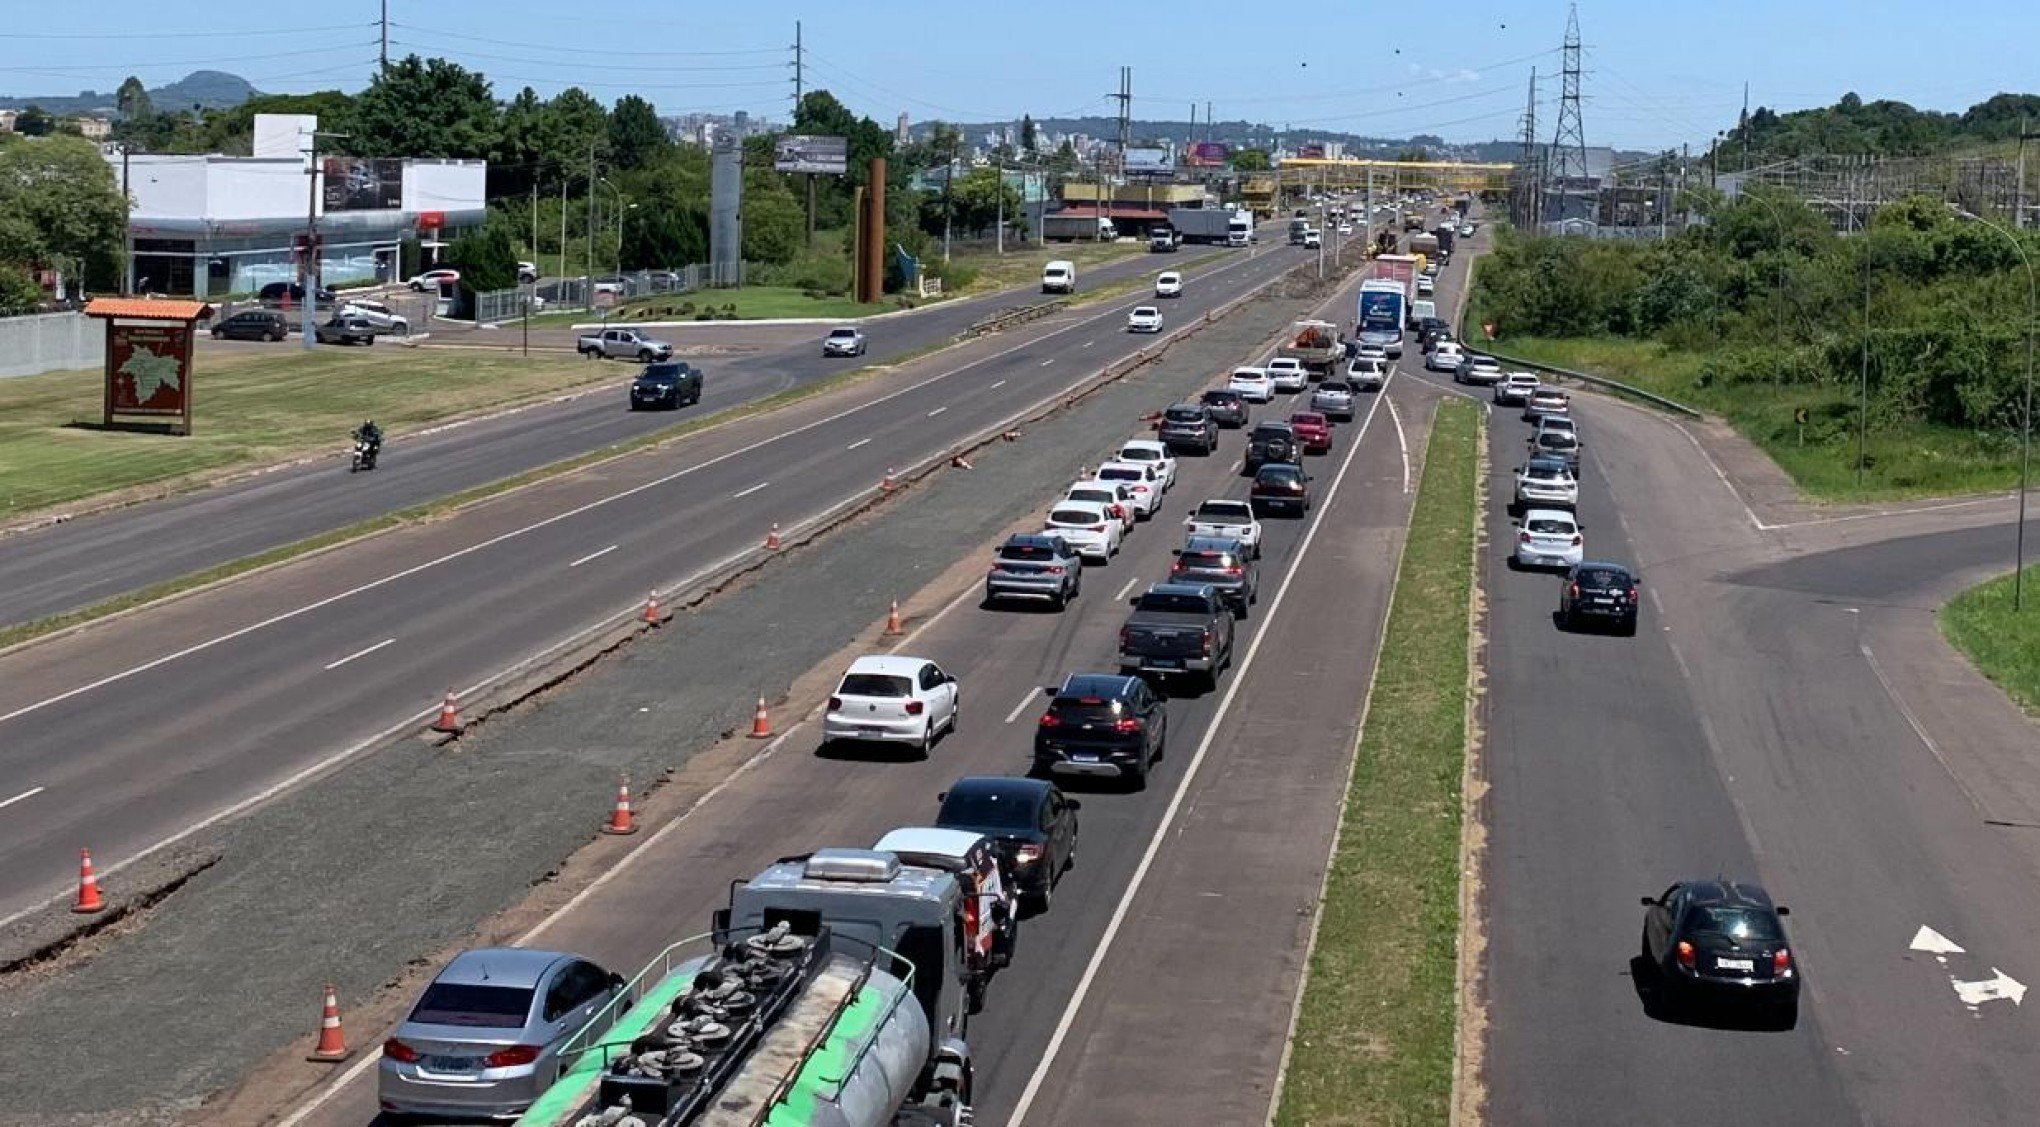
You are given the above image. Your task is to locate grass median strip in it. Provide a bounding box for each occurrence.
[1940,567,2040,716]
[1276,398,1482,1126]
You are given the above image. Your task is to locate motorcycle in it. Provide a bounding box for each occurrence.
[350,435,380,473]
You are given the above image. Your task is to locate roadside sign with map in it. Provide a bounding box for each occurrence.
[85,298,206,435]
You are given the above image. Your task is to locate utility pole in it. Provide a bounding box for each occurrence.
[585,142,597,312]
[2018,116,2032,229]
[301,130,346,350]
[1740,82,1751,173]
[379,0,389,74]
[1519,67,1537,227]
[795,22,815,247]
[995,159,1006,255]
[120,143,133,295]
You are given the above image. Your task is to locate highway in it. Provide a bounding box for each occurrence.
[1405,347,2040,1121]
[0,238,1246,631]
[262,254,1431,1127]
[0,235,1324,923]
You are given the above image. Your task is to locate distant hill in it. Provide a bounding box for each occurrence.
[0,70,258,115]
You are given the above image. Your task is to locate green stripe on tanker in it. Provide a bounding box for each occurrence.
[764,983,891,1125]
[513,968,702,1127]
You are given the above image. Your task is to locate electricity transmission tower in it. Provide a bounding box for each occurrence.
[1550,4,1590,203]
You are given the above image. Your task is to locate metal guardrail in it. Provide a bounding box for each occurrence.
[958,300,1067,340]
[1476,346,1703,418]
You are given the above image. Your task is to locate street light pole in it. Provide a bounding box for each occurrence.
[1960,208,2036,610]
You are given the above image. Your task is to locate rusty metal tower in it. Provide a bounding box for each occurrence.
[1550,4,1589,187]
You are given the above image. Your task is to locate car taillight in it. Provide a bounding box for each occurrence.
[1119,626,1131,649]
[1773,948,1794,976]
[1226,566,1243,576]
[483,1044,541,1068]
[1627,587,1640,602]
[1091,523,1107,532]
[1132,485,1151,494]
[1112,505,1128,519]
[1201,634,1213,655]
[1568,583,1580,599]
[1045,565,1064,575]
[1570,534,1582,546]
[382,1038,422,1063]
[1112,718,1144,734]
[1519,531,1532,544]
[1676,941,1696,970]
[1038,712,1061,728]
[1016,844,1045,863]
[905,700,925,716]
[827,696,842,711]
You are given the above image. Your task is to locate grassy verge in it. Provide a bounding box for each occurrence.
[1496,336,2025,502]
[948,238,1150,296]
[1940,567,2040,716]
[1277,398,1482,1126]
[0,348,638,520]
[521,285,896,327]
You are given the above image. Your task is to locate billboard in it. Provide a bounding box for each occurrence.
[1124,147,1173,180]
[1186,141,1230,168]
[107,323,192,416]
[322,157,403,211]
[1294,142,1326,160]
[774,134,848,174]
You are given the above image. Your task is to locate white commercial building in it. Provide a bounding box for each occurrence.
[111,113,486,298]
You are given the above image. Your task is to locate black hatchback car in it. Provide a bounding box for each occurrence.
[1031,673,1168,789]
[1170,535,1258,616]
[1641,879,1799,1024]
[629,361,703,410]
[935,776,1080,909]
[1244,422,1300,471]
[1559,561,1639,635]
[211,309,290,342]
[1250,462,1312,516]
[1198,388,1250,429]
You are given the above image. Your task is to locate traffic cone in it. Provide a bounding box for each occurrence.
[748,697,773,739]
[884,599,904,636]
[643,589,661,624]
[71,848,105,914]
[881,467,897,493]
[432,688,461,733]
[764,523,782,551]
[601,776,637,835]
[307,984,352,1062]
[950,454,973,470]
[1001,430,1021,443]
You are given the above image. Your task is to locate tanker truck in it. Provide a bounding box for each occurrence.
[514,849,974,1127]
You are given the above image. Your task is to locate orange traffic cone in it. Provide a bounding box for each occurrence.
[884,599,904,636]
[307,984,352,1062]
[71,848,105,914]
[881,467,897,493]
[432,688,461,733]
[748,697,773,739]
[643,589,661,624]
[764,523,782,551]
[950,454,973,470]
[601,776,637,835]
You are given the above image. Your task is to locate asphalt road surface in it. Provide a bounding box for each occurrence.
[0,236,1325,923]
[269,282,1425,1127]
[0,238,1248,630]
[1407,354,2040,1122]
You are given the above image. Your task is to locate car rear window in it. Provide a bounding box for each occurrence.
[1685,906,1784,942]
[1576,567,1630,587]
[1049,699,1124,723]
[1067,489,1114,505]
[1049,507,1101,525]
[1201,390,1241,404]
[939,791,1037,830]
[839,674,912,697]
[1097,467,1141,481]
[1164,407,1204,422]
[1527,517,1575,534]
[1177,551,1234,571]
[409,983,534,1028]
[1319,382,1352,394]
[1258,466,1304,484]
[1135,592,1214,614]
[1194,503,1250,522]
[1000,543,1057,562]
[1121,445,1164,459]
[1538,433,1578,450]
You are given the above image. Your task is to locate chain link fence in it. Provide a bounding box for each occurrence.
[474,262,749,325]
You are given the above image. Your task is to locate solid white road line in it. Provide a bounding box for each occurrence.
[1082,340,1096,349]
[845,437,872,451]
[927,406,948,418]
[1113,575,1141,601]
[1388,392,1410,493]
[1004,688,1041,725]
[1010,370,1397,1124]
[0,786,45,811]
[1040,358,1056,366]
[567,545,618,568]
[990,380,1007,390]
[730,481,771,500]
[322,638,396,671]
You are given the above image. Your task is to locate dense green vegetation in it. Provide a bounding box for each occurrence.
[0,134,129,305]
[1942,567,2040,717]
[1472,189,2037,498]
[1718,91,2040,164]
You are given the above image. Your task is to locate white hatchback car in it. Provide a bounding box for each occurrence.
[1426,343,1465,373]
[1116,439,1177,491]
[1127,306,1164,333]
[1514,509,1584,570]
[1065,480,1136,531]
[1347,357,1388,391]
[1265,357,1308,393]
[1228,366,1275,403]
[823,654,960,755]
[1044,500,1124,562]
[1494,372,1541,405]
[1094,461,1164,518]
[1154,272,1183,298]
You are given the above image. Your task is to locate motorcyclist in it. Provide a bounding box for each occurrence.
[352,420,383,465]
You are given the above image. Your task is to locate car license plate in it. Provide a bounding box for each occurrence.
[424,1054,479,1073]
[1073,753,1099,763]
[861,726,885,736]
[1149,658,1181,669]
[1716,957,1754,972]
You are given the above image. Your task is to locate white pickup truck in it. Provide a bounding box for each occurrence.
[576,326,674,362]
[1182,498,1264,559]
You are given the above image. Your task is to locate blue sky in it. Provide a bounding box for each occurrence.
[7,1,2040,151]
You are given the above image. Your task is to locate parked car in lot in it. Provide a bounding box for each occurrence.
[1514,508,1584,570]
[1288,411,1333,454]
[1094,461,1164,518]
[1170,535,1259,616]
[822,654,959,756]
[1523,387,1571,422]
[259,281,335,306]
[627,361,702,410]
[1513,455,1579,511]
[1227,366,1276,403]
[377,948,624,1120]
[1118,582,1236,689]
[1044,500,1123,562]
[1032,672,1169,790]
[1250,462,1313,516]
[1115,439,1178,490]
[577,327,673,362]
[1199,387,1249,428]
[314,315,378,345]
[406,268,461,292]
[337,297,409,334]
[1311,380,1356,420]
[1156,403,1219,455]
[821,326,867,356]
[210,309,290,341]
[1560,560,1640,635]
[1244,421,1300,471]
[1127,305,1164,333]
[1265,357,1308,393]
[1640,878,1799,1025]
[935,776,1079,910]
[1183,498,1263,558]
[1064,481,1136,532]
[985,532,1085,607]
[1494,372,1541,405]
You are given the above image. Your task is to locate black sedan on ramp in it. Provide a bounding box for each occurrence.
[1640,878,1799,1027]
[1559,561,1640,635]
[935,776,1079,911]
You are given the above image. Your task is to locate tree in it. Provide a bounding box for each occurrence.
[741,175,806,264]
[1020,114,1037,153]
[1046,140,1080,173]
[348,55,497,158]
[0,135,130,288]
[14,106,54,137]
[951,167,1020,236]
[1230,148,1271,171]
[446,215,520,294]
[537,87,609,188]
[115,77,153,124]
[608,95,668,172]
[492,87,546,196]
[0,263,41,311]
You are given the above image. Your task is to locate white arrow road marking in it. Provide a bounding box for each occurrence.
[1952,969,2026,1008]
[1911,925,1966,957]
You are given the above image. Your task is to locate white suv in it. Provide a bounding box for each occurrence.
[338,298,409,334]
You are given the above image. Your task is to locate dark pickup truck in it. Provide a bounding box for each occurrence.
[1118,582,1236,688]
[1156,403,1218,455]
[1244,421,1300,472]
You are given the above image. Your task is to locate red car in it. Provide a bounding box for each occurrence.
[1288,411,1333,454]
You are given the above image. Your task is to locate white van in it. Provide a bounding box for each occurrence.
[1042,260,1077,294]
